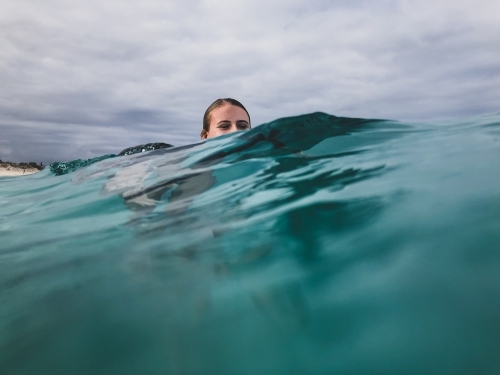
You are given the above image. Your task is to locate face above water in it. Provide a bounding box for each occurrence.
[204,104,251,139]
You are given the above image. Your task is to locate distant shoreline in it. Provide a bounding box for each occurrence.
[0,161,44,177]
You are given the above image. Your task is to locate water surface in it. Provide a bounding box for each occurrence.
[1,112,500,374]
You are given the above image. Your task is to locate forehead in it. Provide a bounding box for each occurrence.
[210,104,249,123]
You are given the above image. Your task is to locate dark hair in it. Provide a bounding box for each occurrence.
[201,98,251,139]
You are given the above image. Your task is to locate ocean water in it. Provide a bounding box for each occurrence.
[1,112,500,375]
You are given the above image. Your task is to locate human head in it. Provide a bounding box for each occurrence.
[201,98,251,139]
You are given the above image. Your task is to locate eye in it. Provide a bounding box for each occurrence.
[237,123,250,130]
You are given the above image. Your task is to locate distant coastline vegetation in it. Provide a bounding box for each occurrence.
[0,160,45,171]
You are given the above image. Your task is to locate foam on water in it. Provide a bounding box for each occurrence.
[1,112,500,374]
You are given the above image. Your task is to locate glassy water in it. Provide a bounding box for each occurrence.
[1,112,500,375]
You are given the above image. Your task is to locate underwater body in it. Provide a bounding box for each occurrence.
[1,112,500,375]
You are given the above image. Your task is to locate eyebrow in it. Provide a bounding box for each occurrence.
[217,120,250,126]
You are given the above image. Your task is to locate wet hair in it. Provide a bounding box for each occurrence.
[201,98,251,139]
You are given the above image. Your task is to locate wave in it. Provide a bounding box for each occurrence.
[1,112,500,374]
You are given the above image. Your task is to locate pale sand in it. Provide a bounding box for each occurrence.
[0,167,40,177]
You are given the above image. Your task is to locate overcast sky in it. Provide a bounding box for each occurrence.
[1,0,499,163]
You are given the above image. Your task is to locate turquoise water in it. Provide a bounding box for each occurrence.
[1,112,500,374]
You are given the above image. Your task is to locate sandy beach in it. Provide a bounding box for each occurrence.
[0,163,43,177]
[0,168,39,177]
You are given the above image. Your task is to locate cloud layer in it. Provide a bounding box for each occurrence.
[1,0,499,162]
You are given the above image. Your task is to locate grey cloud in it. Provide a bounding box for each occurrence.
[0,0,499,162]
[109,109,170,127]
